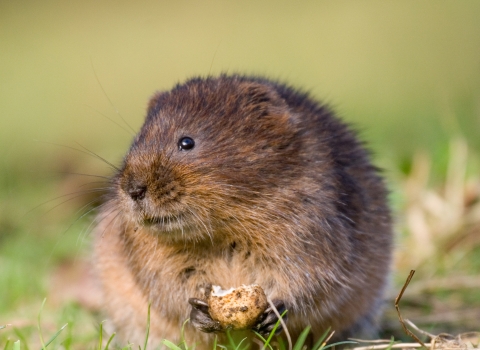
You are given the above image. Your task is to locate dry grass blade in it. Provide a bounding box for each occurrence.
[430,332,480,350]
[398,138,480,272]
[399,321,479,349]
[395,270,427,348]
[390,277,480,350]
[352,343,430,350]
[405,320,435,339]
[265,298,292,350]
[404,275,480,296]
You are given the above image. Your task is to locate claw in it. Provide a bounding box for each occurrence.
[253,299,287,336]
[188,298,209,311]
[188,298,223,333]
[188,296,286,336]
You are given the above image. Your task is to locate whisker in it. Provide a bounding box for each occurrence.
[73,142,120,172]
[44,189,109,215]
[85,104,134,137]
[99,208,123,239]
[25,188,110,216]
[90,58,136,135]
[208,39,222,76]
[186,207,214,245]
[76,181,110,189]
[57,199,107,246]
[76,202,118,253]
[42,200,107,267]
[55,171,111,180]
[34,140,120,171]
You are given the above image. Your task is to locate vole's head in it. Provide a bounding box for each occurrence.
[113,75,302,244]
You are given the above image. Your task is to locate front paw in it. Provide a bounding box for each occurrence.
[188,298,224,333]
[253,299,287,336]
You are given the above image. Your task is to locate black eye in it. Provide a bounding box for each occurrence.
[178,136,195,151]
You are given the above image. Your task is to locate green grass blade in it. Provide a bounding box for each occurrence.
[385,336,397,350]
[276,336,287,350]
[179,319,190,350]
[239,343,249,350]
[13,340,20,350]
[257,309,288,350]
[37,298,47,350]
[41,323,68,349]
[62,322,72,350]
[321,341,358,350]
[226,329,236,349]
[3,339,10,350]
[13,328,30,350]
[143,303,151,350]
[97,321,104,350]
[252,332,267,342]
[311,327,331,350]
[292,325,311,350]
[254,332,274,350]
[161,339,183,350]
[224,329,247,350]
[104,332,116,350]
[233,337,247,350]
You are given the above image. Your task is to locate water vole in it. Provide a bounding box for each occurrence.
[94,75,392,348]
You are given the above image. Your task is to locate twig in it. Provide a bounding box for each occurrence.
[266,298,292,350]
[405,320,436,339]
[352,342,430,350]
[395,270,427,348]
[404,307,480,325]
[349,338,395,344]
[323,330,335,347]
[400,275,480,296]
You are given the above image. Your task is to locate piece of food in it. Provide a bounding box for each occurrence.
[206,284,268,330]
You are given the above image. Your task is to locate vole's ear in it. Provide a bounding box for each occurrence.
[239,82,289,119]
[240,81,299,151]
[146,91,169,118]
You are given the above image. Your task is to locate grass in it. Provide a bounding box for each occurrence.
[1,135,479,348]
[1,2,480,348]
[1,100,480,349]
[1,302,359,350]
[1,96,480,349]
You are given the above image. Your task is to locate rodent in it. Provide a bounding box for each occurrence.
[93,74,393,348]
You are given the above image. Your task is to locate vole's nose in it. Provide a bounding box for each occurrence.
[127,183,147,201]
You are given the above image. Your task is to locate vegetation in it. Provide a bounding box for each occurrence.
[1,1,480,348]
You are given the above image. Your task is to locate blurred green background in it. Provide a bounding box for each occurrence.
[1,1,480,348]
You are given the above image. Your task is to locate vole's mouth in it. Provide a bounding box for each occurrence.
[143,214,182,225]
[141,213,189,232]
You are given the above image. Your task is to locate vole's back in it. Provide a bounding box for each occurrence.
[94,75,392,348]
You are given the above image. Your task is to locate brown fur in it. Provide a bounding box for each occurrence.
[94,75,393,348]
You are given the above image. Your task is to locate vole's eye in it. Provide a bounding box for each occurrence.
[178,136,195,151]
